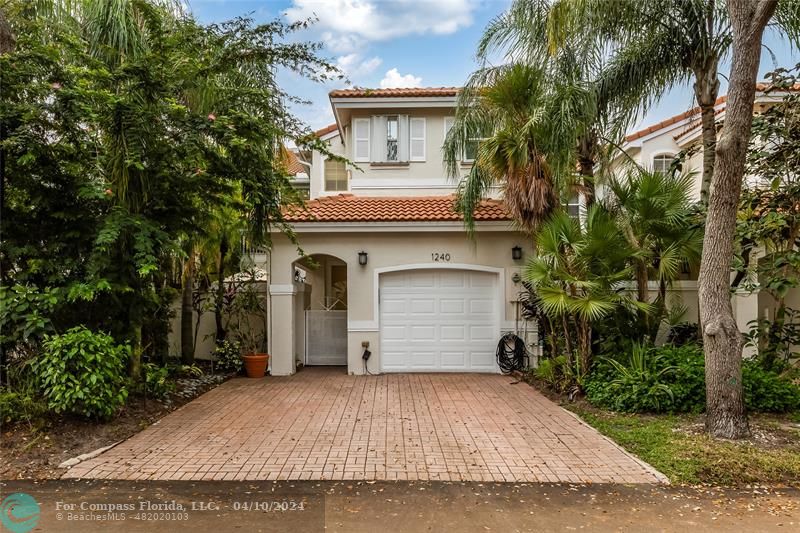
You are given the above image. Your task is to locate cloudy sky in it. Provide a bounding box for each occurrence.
[188,0,799,133]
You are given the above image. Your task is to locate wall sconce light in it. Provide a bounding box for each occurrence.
[358,251,368,266]
[511,245,523,261]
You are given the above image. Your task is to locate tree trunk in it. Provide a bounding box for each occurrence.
[214,235,228,343]
[578,133,596,206]
[693,58,721,207]
[180,253,195,365]
[698,0,776,440]
[577,318,592,377]
[561,314,573,363]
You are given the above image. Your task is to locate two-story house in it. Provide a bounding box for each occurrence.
[606,84,799,354]
[267,88,531,376]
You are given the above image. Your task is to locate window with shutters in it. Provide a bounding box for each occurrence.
[324,159,348,191]
[463,124,488,163]
[410,117,426,161]
[652,153,675,174]
[353,118,370,162]
[386,116,398,161]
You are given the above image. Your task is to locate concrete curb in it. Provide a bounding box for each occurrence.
[58,441,121,469]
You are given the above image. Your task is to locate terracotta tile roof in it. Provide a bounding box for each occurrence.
[282,148,307,176]
[314,123,339,137]
[672,107,726,141]
[283,194,509,223]
[329,87,460,98]
[628,83,800,143]
[625,95,727,142]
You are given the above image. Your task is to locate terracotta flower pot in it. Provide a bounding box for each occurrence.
[242,353,269,378]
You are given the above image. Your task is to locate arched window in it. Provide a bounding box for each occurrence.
[652,153,676,174]
[324,159,348,191]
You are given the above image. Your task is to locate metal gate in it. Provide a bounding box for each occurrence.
[305,310,347,365]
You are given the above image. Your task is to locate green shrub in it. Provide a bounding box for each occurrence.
[533,355,586,395]
[0,390,48,424]
[743,362,800,413]
[212,340,242,374]
[138,363,175,400]
[586,343,800,414]
[589,344,676,412]
[32,327,129,420]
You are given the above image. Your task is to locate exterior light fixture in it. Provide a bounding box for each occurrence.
[511,245,523,261]
[358,251,368,266]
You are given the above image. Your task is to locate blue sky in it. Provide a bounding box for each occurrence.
[188,0,799,132]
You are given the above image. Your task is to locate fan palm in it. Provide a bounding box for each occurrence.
[603,167,703,336]
[525,205,650,371]
[444,64,580,233]
[547,0,800,205]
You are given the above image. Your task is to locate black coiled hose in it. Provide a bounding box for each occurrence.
[496,332,527,374]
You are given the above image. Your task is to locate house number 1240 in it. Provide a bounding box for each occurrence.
[431,252,451,262]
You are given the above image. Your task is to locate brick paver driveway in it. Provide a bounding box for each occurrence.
[63,369,666,483]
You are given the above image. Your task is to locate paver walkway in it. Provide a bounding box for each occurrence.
[63,368,666,483]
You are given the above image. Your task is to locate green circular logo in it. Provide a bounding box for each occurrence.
[1,493,40,533]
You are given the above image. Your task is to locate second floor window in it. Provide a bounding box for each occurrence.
[386,116,398,161]
[652,154,676,174]
[324,159,348,191]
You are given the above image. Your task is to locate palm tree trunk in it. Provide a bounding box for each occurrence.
[561,315,573,363]
[699,0,776,440]
[214,235,228,343]
[578,133,596,206]
[693,58,720,207]
[180,253,195,365]
[578,318,592,375]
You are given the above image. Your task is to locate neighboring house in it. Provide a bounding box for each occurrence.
[607,84,800,354]
[267,87,532,375]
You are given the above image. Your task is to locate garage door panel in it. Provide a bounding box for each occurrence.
[441,351,467,367]
[410,325,436,340]
[470,325,495,341]
[409,298,436,314]
[380,269,499,373]
[382,298,407,314]
[469,351,496,369]
[439,272,466,288]
[439,298,465,314]
[410,351,438,367]
[440,325,466,340]
[469,298,495,314]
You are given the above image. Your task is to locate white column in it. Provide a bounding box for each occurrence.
[269,284,297,375]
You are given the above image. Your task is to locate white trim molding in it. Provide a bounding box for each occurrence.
[269,284,297,296]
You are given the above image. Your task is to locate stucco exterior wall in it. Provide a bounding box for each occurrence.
[268,227,531,375]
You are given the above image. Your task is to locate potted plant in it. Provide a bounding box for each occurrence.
[230,271,269,378]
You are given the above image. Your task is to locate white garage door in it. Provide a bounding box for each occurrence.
[379,269,499,372]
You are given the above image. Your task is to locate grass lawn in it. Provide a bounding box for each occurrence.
[568,404,800,486]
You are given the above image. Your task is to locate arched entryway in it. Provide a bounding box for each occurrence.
[293,254,348,366]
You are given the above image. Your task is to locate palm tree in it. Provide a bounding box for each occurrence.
[602,167,703,337]
[525,206,649,372]
[547,0,800,205]
[443,64,579,233]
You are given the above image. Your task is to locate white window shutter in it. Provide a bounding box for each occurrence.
[370,115,387,162]
[443,116,455,140]
[410,117,426,161]
[353,118,370,162]
[397,115,409,162]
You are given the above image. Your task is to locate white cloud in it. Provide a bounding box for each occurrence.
[380,68,422,89]
[321,32,366,54]
[285,0,477,41]
[336,53,383,78]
